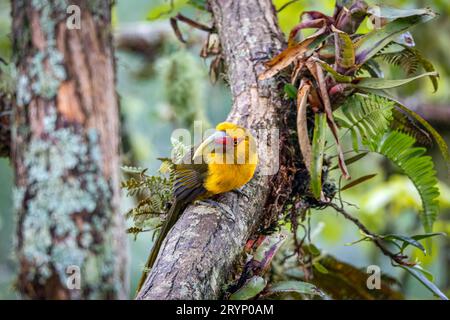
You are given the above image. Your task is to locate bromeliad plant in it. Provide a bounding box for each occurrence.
[260,1,447,234]
[257,0,449,299]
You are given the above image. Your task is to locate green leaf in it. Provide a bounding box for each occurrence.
[310,113,327,199]
[402,232,447,253]
[410,48,439,92]
[305,244,321,256]
[267,280,323,296]
[367,6,434,20]
[336,93,394,149]
[332,26,355,72]
[354,10,436,65]
[229,276,267,300]
[393,100,450,177]
[400,265,448,300]
[284,83,297,99]
[187,0,207,10]
[411,232,446,242]
[313,262,329,274]
[338,92,441,233]
[146,0,189,20]
[382,234,426,254]
[354,71,438,90]
[358,90,450,176]
[412,265,434,282]
[394,232,446,253]
[318,60,353,83]
[341,173,377,191]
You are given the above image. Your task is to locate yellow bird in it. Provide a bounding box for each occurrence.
[137,122,258,291]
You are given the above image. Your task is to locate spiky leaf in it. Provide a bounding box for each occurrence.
[367,6,434,20]
[354,10,436,65]
[353,71,438,90]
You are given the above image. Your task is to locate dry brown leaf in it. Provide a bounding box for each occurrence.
[305,58,319,81]
[288,18,326,47]
[307,86,322,113]
[296,81,312,171]
[258,26,327,81]
[291,60,305,85]
[315,61,350,179]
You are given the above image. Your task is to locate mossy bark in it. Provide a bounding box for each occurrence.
[11,0,127,299]
[137,0,304,300]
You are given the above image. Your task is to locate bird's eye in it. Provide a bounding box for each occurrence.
[233,137,238,145]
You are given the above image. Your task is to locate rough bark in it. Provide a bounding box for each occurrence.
[0,89,12,158]
[12,1,127,299]
[137,0,292,300]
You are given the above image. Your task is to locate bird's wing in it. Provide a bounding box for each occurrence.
[172,146,209,202]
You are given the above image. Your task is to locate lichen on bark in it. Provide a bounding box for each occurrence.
[12,0,127,299]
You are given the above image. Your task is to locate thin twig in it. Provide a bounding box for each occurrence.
[170,17,186,43]
[170,13,213,44]
[175,13,213,32]
[328,202,414,266]
[277,0,300,13]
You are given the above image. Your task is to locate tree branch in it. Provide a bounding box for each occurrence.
[328,202,412,266]
[114,21,205,59]
[136,0,289,300]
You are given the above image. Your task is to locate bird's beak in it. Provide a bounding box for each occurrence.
[193,131,227,159]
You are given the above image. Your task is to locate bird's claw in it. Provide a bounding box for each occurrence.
[232,188,250,200]
[196,199,235,222]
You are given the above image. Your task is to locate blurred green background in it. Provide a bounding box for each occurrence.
[0,0,449,299]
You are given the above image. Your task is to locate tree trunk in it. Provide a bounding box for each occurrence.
[137,0,302,300]
[12,1,127,299]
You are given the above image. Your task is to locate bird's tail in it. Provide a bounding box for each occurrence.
[136,200,185,294]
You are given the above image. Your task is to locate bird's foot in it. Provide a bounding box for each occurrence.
[195,199,235,222]
[232,188,249,200]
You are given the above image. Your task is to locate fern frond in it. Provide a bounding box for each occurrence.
[336,93,394,151]
[370,131,440,232]
[357,59,383,78]
[336,93,440,232]
[377,45,438,91]
[122,166,173,236]
[379,48,420,75]
[391,109,433,147]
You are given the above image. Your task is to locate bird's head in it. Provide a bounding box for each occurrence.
[193,122,258,165]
